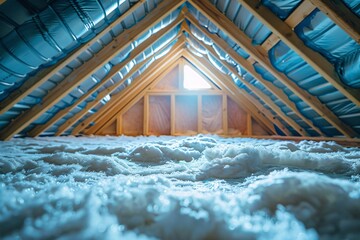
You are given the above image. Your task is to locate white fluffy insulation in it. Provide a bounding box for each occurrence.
[1,135,360,239]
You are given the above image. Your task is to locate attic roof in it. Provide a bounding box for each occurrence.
[0,0,359,140]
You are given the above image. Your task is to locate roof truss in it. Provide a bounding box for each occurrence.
[0,0,359,140]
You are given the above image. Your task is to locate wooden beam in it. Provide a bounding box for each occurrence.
[183,52,282,135]
[27,15,184,137]
[185,14,324,136]
[238,0,360,107]
[116,115,122,136]
[70,40,185,135]
[79,46,184,135]
[143,94,149,135]
[0,0,147,115]
[0,0,185,140]
[261,1,316,51]
[59,58,148,136]
[90,54,183,135]
[188,0,358,137]
[308,0,360,43]
[148,90,221,94]
[247,113,252,136]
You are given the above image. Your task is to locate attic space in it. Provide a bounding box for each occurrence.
[0,0,360,239]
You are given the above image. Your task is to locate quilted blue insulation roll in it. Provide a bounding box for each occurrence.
[0,0,125,97]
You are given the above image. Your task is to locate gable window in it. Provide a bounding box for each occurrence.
[183,64,211,90]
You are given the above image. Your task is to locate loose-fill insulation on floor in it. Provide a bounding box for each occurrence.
[1,135,360,239]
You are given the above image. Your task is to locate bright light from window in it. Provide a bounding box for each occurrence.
[183,65,211,90]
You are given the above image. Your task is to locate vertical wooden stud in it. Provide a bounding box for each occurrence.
[116,115,122,136]
[143,94,149,136]
[247,113,252,136]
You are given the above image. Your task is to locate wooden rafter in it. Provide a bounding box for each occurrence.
[0,0,185,140]
[60,59,149,136]
[27,14,184,137]
[73,42,185,135]
[0,0,147,115]
[68,39,185,136]
[87,50,184,135]
[185,33,309,136]
[185,14,324,136]
[261,1,316,51]
[237,0,360,107]
[188,0,358,137]
[307,0,360,43]
[184,51,286,135]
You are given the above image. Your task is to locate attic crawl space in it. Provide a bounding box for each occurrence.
[0,0,360,239]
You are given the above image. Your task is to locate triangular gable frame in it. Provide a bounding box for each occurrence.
[93,51,278,136]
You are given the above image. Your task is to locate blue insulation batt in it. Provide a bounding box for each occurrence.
[261,0,302,19]
[269,41,360,136]
[0,0,128,100]
[343,0,360,17]
[294,9,360,88]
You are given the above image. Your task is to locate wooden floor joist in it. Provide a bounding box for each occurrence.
[27,15,184,137]
[0,0,185,140]
[189,0,358,137]
[239,0,360,107]
[0,0,147,115]
[185,13,325,136]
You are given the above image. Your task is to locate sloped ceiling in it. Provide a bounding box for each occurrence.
[0,0,359,140]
